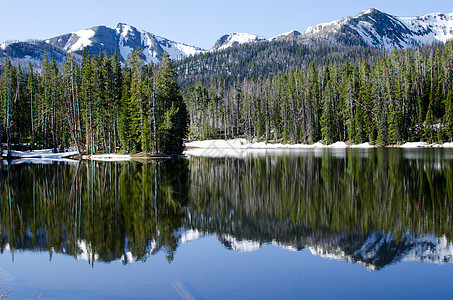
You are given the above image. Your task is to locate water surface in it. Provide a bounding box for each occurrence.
[0,148,452,299]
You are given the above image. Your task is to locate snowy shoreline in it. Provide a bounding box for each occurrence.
[1,139,452,163]
[185,138,453,149]
[184,139,453,157]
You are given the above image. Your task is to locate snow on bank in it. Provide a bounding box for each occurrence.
[184,139,453,158]
[400,142,429,148]
[185,138,352,150]
[2,148,79,158]
[84,154,131,161]
[185,139,355,158]
[350,142,372,148]
[1,148,79,164]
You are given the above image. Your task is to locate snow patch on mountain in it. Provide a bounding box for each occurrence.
[66,29,95,52]
[42,23,204,64]
[270,30,302,41]
[211,33,266,51]
[304,17,348,39]
[303,9,453,49]
[308,232,453,270]
[399,12,453,44]
[402,235,453,264]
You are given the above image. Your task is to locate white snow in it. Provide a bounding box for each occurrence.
[2,148,78,158]
[269,30,299,41]
[85,154,131,161]
[116,24,134,61]
[2,148,79,164]
[350,142,374,148]
[120,251,136,264]
[65,29,95,52]
[400,142,430,148]
[0,42,12,50]
[399,12,453,45]
[179,229,203,244]
[157,34,205,60]
[212,33,266,51]
[184,138,453,158]
[307,233,453,270]
[77,240,99,262]
[184,139,358,158]
[327,141,348,148]
[402,235,453,264]
[222,234,262,252]
[303,10,453,50]
[115,23,204,63]
[304,17,349,38]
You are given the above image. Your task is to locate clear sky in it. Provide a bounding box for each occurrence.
[1,0,452,50]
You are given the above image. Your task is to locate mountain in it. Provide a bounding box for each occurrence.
[210,30,301,51]
[0,40,72,68]
[1,9,452,68]
[175,9,452,88]
[303,8,453,49]
[0,23,204,66]
[211,32,267,51]
[45,23,204,63]
[210,9,453,51]
[307,232,453,270]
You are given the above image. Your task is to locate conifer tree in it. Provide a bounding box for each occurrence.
[155,53,189,154]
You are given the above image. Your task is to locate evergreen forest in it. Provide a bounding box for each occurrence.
[183,41,453,144]
[0,48,188,157]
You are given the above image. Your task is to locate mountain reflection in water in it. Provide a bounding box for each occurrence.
[0,148,452,270]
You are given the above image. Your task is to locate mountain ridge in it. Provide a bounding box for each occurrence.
[1,8,452,67]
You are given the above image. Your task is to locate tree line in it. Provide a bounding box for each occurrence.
[175,39,388,89]
[0,48,188,157]
[184,41,453,144]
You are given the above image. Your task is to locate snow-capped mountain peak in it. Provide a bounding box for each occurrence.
[44,23,205,63]
[303,8,453,49]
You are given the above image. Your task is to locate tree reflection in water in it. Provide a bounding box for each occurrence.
[0,148,452,269]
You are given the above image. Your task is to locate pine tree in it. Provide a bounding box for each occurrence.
[155,53,189,154]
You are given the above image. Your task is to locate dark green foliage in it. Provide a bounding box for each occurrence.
[155,54,189,154]
[0,50,188,155]
[183,41,453,145]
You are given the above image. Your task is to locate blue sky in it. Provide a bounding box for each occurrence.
[1,0,452,49]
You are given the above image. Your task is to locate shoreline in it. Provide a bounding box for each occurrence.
[184,139,453,157]
[2,139,453,163]
[185,138,453,150]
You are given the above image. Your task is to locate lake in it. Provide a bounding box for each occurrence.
[1,148,452,299]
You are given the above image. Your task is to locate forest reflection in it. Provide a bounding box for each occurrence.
[1,148,452,269]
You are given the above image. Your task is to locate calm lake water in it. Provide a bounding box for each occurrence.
[1,148,453,299]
